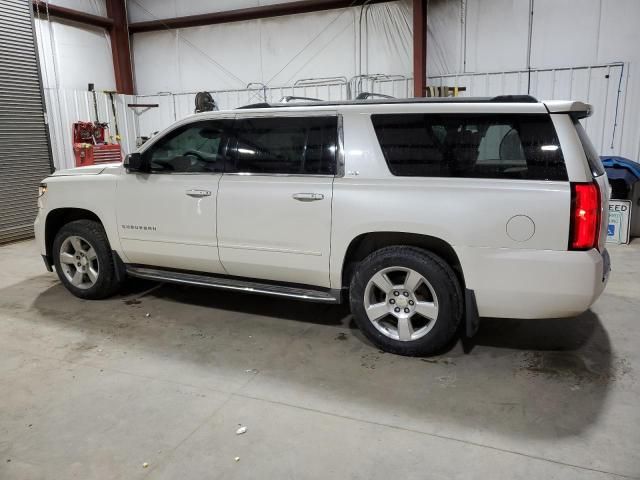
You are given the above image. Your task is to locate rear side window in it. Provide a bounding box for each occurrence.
[573,118,605,177]
[371,113,567,181]
[228,116,337,175]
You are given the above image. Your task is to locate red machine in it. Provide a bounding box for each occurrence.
[73,84,122,167]
[72,122,122,166]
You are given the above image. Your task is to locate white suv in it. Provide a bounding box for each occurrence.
[34,95,610,356]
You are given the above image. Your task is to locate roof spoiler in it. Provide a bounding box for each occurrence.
[543,100,593,119]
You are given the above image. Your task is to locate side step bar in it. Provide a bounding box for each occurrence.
[126,266,341,303]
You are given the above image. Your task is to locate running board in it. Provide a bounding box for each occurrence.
[125,266,341,303]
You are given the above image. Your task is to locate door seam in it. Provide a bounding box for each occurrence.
[215,174,230,275]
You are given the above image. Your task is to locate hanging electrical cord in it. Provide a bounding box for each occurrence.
[43,1,62,93]
[358,2,368,77]
[526,0,534,94]
[90,0,113,88]
[610,63,625,150]
[34,1,65,168]
[33,2,51,90]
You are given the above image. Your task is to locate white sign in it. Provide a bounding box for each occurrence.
[606,200,632,244]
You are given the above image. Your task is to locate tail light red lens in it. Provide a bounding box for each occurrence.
[569,182,601,250]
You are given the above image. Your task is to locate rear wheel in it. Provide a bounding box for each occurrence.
[52,220,122,299]
[349,246,462,356]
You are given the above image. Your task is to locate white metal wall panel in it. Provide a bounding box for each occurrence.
[0,0,53,244]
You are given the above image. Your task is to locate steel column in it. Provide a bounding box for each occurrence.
[106,0,134,94]
[412,0,427,97]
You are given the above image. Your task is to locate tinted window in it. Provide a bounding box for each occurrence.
[371,114,567,181]
[229,117,337,175]
[144,121,227,173]
[573,118,605,177]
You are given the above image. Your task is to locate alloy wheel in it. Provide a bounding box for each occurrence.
[59,235,99,290]
[363,266,439,341]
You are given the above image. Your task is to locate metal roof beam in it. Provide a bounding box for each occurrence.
[128,0,394,34]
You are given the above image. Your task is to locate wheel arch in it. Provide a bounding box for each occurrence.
[341,232,465,289]
[44,208,104,263]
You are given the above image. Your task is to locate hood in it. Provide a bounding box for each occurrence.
[50,163,121,177]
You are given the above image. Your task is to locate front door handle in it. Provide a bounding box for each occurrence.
[292,193,324,202]
[186,189,211,197]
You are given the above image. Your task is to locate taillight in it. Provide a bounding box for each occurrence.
[569,182,601,250]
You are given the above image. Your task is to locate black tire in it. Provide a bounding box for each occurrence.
[349,246,463,356]
[52,219,122,299]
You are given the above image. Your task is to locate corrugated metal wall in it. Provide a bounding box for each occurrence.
[0,0,53,244]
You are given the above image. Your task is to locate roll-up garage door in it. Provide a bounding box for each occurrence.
[0,0,53,244]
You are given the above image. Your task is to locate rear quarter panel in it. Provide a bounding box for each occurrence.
[330,108,571,290]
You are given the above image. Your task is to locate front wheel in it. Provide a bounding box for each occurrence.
[52,219,122,299]
[349,246,463,356]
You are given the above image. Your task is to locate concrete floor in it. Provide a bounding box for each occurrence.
[0,240,638,480]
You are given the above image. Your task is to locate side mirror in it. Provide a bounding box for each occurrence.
[124,152,149,173]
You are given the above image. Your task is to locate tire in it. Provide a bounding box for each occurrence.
[52,219,122,299]
[349,246,463,356]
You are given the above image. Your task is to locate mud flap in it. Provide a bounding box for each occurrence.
[111,251,126,282]
[465,289,480,338]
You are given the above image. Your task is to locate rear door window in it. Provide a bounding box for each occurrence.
[371,113,567,181]
[228,116,337,175]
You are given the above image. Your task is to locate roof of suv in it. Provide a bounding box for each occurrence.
[230,95,592,118]
[237,95,539,109]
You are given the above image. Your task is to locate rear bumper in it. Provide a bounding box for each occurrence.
[456,246,609,319]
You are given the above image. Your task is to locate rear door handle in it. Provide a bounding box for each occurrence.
[292,193,324,202]
[186,189,211,197]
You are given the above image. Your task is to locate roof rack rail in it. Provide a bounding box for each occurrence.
[355,92,395,100]
[490,95,538,103]
[279,95,323,103]
[236,95,540,109]
[237,102,271,109]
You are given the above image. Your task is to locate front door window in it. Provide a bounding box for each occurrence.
[144,121,228,173]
